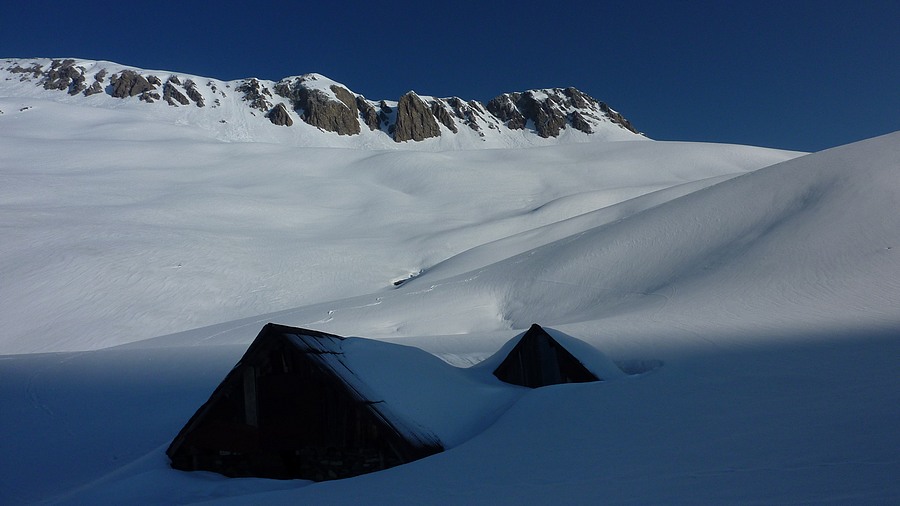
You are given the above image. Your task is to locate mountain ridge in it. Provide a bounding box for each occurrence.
[1,58,643,149]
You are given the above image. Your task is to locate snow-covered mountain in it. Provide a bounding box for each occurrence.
[2,58,642,149]
[1,57,898,505]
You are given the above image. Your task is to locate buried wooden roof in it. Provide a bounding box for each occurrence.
[167,322,622,481]
[166,323,443,481]
[492,323,603,388]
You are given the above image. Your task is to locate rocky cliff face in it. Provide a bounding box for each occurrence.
[163,77,190,106]
[2,58,642,145]
[394,92,441,142]
[266,103,293,126]
[274,76,361,136]
[357,97,380,131]
[110,69,154,98]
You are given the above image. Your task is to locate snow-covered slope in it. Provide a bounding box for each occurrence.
[0,95,799,354]
[1,57,898,505]
[126,132,900,360]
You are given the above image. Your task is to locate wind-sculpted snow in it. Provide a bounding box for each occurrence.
[486,133,900,333]
[141,134,900,355]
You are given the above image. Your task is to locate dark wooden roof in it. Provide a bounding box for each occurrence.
[168,322,608,481]
[166,323,443,481]
[492,323,600,388]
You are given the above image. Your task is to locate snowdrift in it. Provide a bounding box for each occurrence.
[158,133,900,359]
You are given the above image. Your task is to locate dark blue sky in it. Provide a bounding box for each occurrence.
[3,1,897,151]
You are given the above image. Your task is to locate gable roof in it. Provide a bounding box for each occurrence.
[491,323,606,388]
[166,323,443,481]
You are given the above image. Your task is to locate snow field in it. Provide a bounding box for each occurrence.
[0,98,799,353]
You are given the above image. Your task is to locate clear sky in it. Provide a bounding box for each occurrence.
[3,0,897,152]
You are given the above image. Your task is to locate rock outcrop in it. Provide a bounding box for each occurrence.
[486,94,527,130]
[378,100,393,126]
[446,97,486,134]
[84,81,104,96]
[329,85,356,111]
[596,101,636,134]
[275,77,361,135]
[266,103,293,126]
[111,70,155,98]
[521,92,567,137]
[487,87,639,137]
[7,62,43,79]
[304,88,359,134]
[42,59,86,95]
[488,91,567,137]
[357,96,380,131]
[139,91,161,103]
[570,111,593,134]
[163,78,190,106]
[563,87,637,133]
[237,78,273,112]
[394,91,441,142]
[83,69,107,96]
[430,102,458,133]
[183,80,204,107]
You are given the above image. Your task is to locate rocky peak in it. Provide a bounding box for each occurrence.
[394,92,441,142]
[520,91,568,138]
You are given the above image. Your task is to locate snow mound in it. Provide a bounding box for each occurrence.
[487,132,900,334]
[337,335,522,447]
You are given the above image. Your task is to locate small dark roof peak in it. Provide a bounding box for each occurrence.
[493,323,600,388]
